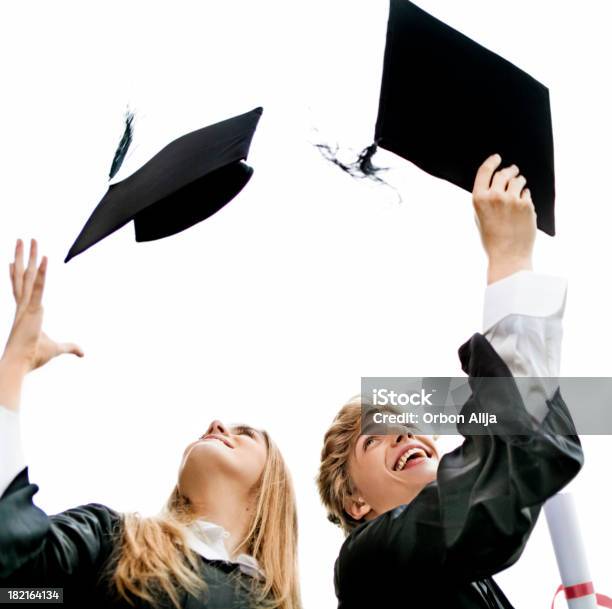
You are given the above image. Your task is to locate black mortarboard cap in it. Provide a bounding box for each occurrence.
[378,0,555,234]
[65,106,263,262]
[323,1,556,235]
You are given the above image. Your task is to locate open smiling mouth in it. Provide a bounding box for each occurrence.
[394,446,431,471]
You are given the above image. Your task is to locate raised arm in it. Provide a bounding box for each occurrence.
[0,240,118,591]
[0,239,83,496]
[0,238,83,412]
[337,337,583,589]
[473,155,567,419]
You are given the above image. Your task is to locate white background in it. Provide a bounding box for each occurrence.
[1,1,611,607]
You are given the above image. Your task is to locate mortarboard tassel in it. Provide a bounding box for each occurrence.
[355,142,381,177]
[315,139,387,183]
[108,110,134,180]
[315,138,402,203]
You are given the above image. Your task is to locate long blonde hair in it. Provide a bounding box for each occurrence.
[103,431,301,609]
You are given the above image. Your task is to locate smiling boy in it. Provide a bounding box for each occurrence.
[317,155,583,608]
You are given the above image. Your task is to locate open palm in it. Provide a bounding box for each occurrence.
[5,239,83,372]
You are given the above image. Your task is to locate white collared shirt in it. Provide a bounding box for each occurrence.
[184,519,263,578]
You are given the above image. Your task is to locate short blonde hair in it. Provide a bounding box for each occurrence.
[316,398,363,535]
[317,397,414,535]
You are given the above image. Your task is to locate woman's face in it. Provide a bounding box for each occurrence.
[178,420,267,504]
[347,431,439,519]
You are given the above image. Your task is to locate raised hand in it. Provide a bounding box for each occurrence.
[472,154,537,284]
[4,239,83,374]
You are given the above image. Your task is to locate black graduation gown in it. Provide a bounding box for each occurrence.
[0,468,264,608]
[333,333,584,609]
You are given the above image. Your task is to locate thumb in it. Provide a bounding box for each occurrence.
[57,342,85,358]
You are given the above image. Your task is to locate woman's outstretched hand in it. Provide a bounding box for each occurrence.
[5,239,84,372]
[0,239,83,411]
[472,154,537,285]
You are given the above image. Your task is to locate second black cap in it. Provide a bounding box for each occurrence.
[375,0,555,234]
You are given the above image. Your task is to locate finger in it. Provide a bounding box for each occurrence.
[22,239,39,304]
[57,342,85,358]
[27,239,38,269]
[9,262,20,303]
[507,175,527,197]
[521,188,536,211]
[492,164,520,191]
[9,263,16,300]
[13,239,24,302]
[473,154,502,193]
[29,255,47,309]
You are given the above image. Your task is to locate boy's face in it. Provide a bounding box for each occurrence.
[346,431,440,521]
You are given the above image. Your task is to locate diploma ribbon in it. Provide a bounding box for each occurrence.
[551,583,612,608]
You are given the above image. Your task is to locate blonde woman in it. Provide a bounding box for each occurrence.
[0,239,301,609]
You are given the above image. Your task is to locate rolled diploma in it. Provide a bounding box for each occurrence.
[544,493,597,609]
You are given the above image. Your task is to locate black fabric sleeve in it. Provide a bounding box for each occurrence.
[335,333,584,592]
[0,467,121,587]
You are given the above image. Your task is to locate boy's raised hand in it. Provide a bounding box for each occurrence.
[473,154,537,284]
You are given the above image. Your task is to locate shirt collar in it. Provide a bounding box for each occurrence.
[185,519,264,579]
